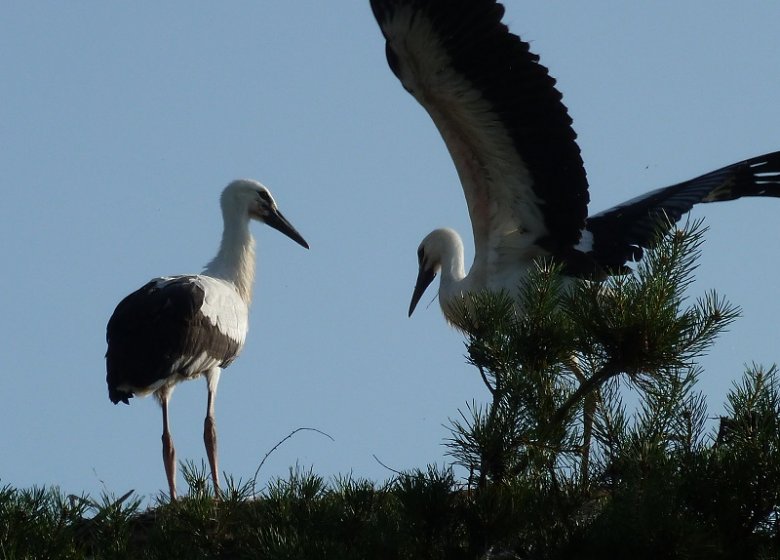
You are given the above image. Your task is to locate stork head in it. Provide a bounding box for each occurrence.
[222,179,309,249]
[409,228,462,317]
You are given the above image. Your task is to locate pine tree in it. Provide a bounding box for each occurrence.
[446,221,780,558]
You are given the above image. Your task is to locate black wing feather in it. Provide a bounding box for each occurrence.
[586,151,780,270]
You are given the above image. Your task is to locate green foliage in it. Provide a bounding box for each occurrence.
[444,221,779,558]
[2,223,778,558]
[0,485,140,559]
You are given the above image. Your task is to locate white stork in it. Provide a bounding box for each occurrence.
[106,179,308,500]
[369,0,780,323]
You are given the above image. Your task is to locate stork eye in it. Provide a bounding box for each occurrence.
[258,190,272,204]
[417,247,425,263]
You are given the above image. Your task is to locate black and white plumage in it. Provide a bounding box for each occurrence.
[369,0,780,322]
[106,179,308,500]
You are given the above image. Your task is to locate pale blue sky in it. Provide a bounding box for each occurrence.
[2,2,779,501]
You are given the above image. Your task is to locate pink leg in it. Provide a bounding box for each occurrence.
[204,369,221,497]
[159,389,177,501]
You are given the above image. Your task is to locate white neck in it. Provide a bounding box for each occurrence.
[437,235,468,314]
[203,208,256,304]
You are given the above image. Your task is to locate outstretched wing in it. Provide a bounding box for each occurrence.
[370,0,589,268]
[585,150,780,270]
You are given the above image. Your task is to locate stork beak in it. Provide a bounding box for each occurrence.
[408,265,436,317]
[265,208,309,249]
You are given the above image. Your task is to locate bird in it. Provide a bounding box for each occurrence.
[369,0,780,324]
[106,179,308,500]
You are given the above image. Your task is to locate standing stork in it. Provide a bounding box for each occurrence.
[369,0,780,323]
[106,179,308,500]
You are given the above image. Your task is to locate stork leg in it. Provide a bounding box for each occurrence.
[204,368,221,497]
[158,388,177,501]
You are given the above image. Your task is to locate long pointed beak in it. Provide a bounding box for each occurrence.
[265,208,309,249]
[408,266,436,317]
